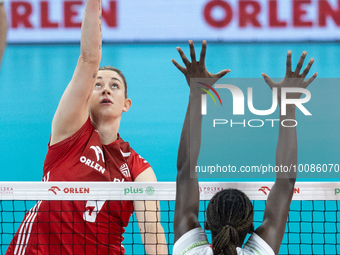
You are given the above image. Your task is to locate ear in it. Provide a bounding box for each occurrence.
[123,98,132,112]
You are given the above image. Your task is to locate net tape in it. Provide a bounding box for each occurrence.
[0,182,339,201]
[1,182,340,254]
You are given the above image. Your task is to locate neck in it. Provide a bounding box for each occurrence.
[90,115,121,145]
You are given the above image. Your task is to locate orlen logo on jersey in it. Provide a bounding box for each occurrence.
[258,186,300,195]
[80,146,106,174]
[49,186,90,195]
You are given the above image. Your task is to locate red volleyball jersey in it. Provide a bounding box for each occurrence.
[6,118,151,255]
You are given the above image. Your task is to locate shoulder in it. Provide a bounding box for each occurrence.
[49,117,94,148]
[240,232,275,255]
[114,135,152,181]
[173,228,212,255]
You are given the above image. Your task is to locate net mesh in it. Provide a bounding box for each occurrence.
[1,182,339,254]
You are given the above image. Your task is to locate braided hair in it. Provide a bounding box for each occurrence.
[206,189,254,255]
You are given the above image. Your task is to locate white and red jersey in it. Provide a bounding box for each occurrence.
[6,118,151,255]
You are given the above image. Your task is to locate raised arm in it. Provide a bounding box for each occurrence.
[255,51,317,254]
[173,40,229,242]
[0,1,7,70]
[50,0,102,145]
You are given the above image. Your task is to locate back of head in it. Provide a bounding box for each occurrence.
[206,189,254,255]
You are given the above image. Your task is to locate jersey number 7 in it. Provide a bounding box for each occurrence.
[83,200,106,222]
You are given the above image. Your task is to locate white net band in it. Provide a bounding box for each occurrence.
[0,181,339,201]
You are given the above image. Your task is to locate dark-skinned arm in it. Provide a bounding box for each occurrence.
[172,40,229,243]
[255,51,318,254]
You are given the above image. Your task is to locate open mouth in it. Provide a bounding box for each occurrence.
[100,98,113,104]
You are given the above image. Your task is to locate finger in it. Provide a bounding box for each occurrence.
[285,50,292,77]
[189,40,197,66]
[171,59,186,74]
[305,72,318,88]
[199,40,207,67]
[176,47,190,67]
[293,51,307,75]
[262,73,276,89]
[301,58,314,78]
[212,69,231,79]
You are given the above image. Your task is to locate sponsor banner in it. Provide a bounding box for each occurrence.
[0,182,339,200]
[3,0,340,43]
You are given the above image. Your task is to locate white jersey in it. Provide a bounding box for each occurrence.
[173,228,275,255]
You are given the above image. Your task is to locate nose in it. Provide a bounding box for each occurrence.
[102,86,111,95]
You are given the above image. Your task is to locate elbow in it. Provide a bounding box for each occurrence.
[144,222,164,234]
[80,43,102,66]
[80,52,101,66]
[276,177,296,191]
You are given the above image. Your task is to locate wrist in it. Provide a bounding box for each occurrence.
[279,105,296,118]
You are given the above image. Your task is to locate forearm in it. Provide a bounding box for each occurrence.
[174,91,203,235]
[142,223,168,254]
[177,92,203,179]
[0,3,7,67]
[135,200,168,254]
[276,105,297,181]
[80,0,102,63]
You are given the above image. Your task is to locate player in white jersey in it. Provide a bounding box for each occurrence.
[0,0,7,70]
[172,40,317,255]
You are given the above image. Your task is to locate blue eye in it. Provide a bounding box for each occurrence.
[112,84,118,88]
[95,83,101,87]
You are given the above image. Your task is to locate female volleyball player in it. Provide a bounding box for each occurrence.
[172,40,317,254]
[6,0,167,254]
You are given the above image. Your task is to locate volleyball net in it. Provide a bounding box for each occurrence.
[1,182,340,254]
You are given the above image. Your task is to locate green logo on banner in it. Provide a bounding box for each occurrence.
[146,186,155,195]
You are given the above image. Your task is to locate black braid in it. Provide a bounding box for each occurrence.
[206,189,254,255]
